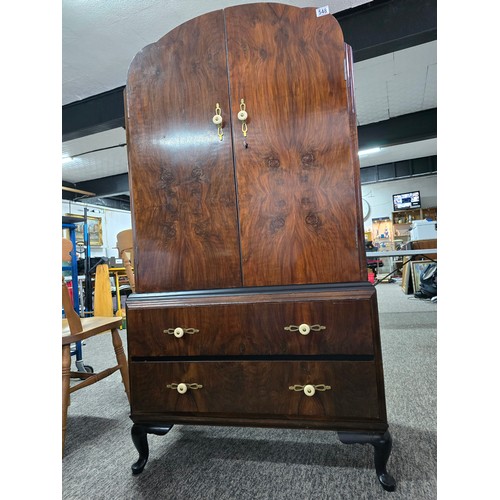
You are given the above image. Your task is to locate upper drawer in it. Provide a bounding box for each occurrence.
[127,296,375,357]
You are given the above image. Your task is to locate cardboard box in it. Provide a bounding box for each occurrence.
[410,220,437,241]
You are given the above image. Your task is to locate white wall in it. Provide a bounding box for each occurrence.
[361,175,437,232]
[62,200,132,258]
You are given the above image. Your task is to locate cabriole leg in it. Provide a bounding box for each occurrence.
[338,430,396,492]
[131,423,173,474]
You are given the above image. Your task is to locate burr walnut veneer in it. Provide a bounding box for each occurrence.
[125,3,395,491]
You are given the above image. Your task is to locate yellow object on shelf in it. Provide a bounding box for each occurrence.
[93,264,114,317]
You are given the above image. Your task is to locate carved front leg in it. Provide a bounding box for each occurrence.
[338,430,396,491]
[131,423,173,474]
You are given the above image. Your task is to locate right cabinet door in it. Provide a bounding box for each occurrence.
[225,3,366,287]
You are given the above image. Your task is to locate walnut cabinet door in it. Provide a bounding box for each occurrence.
[225,3,366,287]
[125,10,243,293]
[125,4,367,293]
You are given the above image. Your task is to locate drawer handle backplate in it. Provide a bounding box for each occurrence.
[166,383,203,394]
[289,384,332,396]
[284,324,326,335]
[163,327,200,338]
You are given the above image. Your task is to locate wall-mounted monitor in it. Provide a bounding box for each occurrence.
[392,191,421,211]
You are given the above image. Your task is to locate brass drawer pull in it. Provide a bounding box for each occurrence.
[163,327,199,338]
[166,383,203,394]
[284,323,326,336]
[289,384,332,396]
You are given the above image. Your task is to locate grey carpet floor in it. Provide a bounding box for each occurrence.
[62,282,437,499]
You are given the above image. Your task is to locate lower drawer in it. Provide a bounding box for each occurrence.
[130,360,383,423]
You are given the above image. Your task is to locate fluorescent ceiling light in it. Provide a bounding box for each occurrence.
[358,147,381,157]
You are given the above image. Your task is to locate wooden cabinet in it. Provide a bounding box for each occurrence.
[124,3,394,491]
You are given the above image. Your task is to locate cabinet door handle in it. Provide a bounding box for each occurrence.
[212,102,223,140]
[163,327,199,338]
[166,383,203,394]
[284,324,326,336]
[238,99,248,138]
[288,384,332,396]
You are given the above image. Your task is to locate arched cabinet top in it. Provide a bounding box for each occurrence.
[126,2,346,83]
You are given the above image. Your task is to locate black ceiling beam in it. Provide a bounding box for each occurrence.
[357,108,437,149]
[64,173,131,209]
[77,196,131,211]
[76,172,130,197]
[62,86,125,142]
[62,0,436,141]
[336,0,437,62]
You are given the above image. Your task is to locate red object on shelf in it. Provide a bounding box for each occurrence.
[367,271,375,284]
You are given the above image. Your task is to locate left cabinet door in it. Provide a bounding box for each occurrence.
[125,10,242,293]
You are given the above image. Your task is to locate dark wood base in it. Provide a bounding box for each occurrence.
[131,424,395,491]
[131,423,173,474]
[338,430,396,491]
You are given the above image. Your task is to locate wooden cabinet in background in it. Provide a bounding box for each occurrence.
[371,217,395,250]
[392,207,437,244]
[392,207,437,225]
[124,3,395,491]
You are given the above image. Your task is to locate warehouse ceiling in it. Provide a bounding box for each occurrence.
[62,0,437,210]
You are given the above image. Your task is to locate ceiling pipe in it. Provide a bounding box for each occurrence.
[62,186,96,196]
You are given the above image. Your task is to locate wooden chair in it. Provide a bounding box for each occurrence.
[62,277,130,455]
[116,229,135,292]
